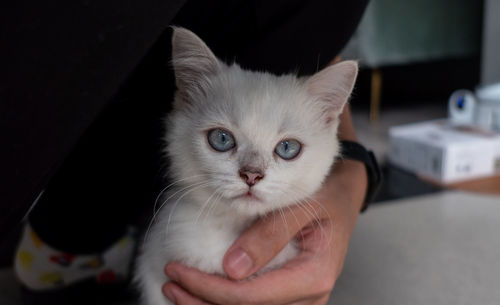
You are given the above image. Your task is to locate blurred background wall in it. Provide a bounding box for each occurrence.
[482,0,500,86]
[342,0,484,109]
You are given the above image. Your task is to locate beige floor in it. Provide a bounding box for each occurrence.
[333,191,500,305]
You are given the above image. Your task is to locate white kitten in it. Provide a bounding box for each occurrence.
[135,27,358,305]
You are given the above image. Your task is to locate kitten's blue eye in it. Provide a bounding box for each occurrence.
[275,139,301,160]
[207,128,236,152]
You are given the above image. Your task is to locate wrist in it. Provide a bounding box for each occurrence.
[331,158,367,212]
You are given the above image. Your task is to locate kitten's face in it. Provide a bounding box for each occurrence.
[166,28,358,216]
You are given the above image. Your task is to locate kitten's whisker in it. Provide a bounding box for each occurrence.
[158,180,210,219]
[195,188,224,225]
[164,181,216,236]
[284,204,305,241]
[300,199,326,233]
[284,187,320,221]
[153,174,213,213]
[160,181,217,243]
[285,185,332,224]
[285,190,321,241]
[262,183,331,247]
[272,209,277,234]
[205,188,226,220]
[291,192,327,238]
[194,186,223,225]
[267,186,319,241]
[284,188,330,247]
[298,197,323,227]
[292,185,333,220]
[299,197,334,250]
[288,198,329,262]
[277,207,290,238]
[144,180,213,244]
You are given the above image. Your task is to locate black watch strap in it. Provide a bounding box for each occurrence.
[339,140,382,212]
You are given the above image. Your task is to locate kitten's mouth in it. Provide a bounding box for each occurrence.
[234,191,261,202]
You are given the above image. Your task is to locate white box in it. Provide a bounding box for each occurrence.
[388,119,500,183]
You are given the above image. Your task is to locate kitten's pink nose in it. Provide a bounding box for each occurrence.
[239,167,264,186]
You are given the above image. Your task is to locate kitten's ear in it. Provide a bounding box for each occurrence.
[171,27,221,97]
[306,60,358,123]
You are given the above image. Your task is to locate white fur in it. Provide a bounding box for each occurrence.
[135,27,358,305]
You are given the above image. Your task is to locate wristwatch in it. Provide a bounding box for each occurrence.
[339,140,383,212]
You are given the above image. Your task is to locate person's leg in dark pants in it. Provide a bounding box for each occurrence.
[14,29,177,304]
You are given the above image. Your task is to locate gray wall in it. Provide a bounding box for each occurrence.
[481,0,500,85]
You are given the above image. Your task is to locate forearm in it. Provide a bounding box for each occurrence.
[338,105,368,209]
[322,158,367,228]
[317,105,368,232]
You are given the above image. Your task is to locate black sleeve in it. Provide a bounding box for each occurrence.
[173,0,369,75]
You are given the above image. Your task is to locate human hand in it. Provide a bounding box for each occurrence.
[162,159,367,305]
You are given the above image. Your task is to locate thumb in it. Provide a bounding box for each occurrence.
[223,202,321,280]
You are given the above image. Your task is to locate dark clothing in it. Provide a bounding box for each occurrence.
[0,0,368,252]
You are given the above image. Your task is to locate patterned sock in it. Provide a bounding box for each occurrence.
[14,223,136,291]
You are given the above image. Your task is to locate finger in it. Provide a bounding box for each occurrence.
[223,200,326,280]
[165,258,334,305]
[163,281,215,305]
